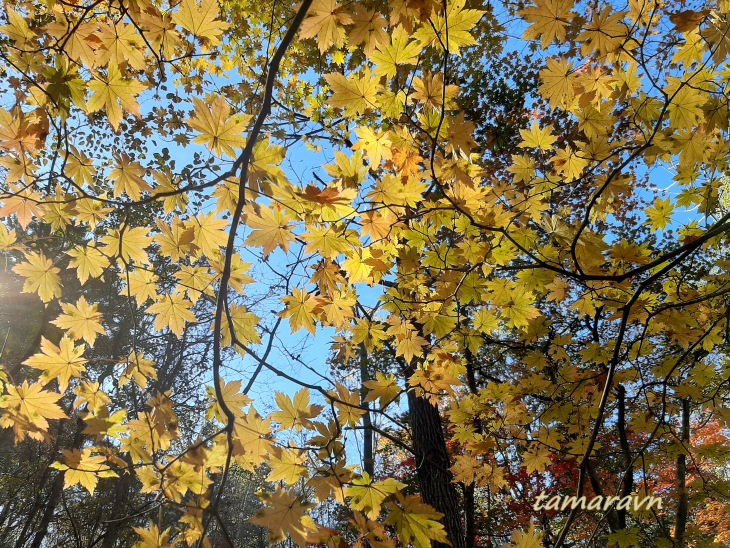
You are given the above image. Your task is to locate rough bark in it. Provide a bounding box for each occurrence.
[359,344,374,477]
[675,398,690,547]
[616,384,633,529]
[406,387,465,548]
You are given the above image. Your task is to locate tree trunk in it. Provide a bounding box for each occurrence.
[406,388,465,548]
[359,344,374,477]
[675,398,690,547]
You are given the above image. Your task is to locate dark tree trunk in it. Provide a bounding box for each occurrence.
[675,398,690,547]
[407,388,465,548]
[359,344,374,477]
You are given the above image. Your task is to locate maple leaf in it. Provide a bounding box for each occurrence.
[107,153,151,201]
[369,25,422,79]
[186,211,228,258]
[645,197,673,231]
[67,245,109,284]
[352,127,392,168]
[0,186,44,230]
[24,336,87,393]
[364,372,401,408]
[298,0,353,52]
[324,69,379,116]
[506,524,543,548]
[97,21,147,71]
[132,523,175,548]
[577,5,628,57]
[220,304,262,348]
[233,406,274,466]
[52,296,106,346]
[0,381,68,442]
[385,495,449,548]
[73,381,111,413]
[87,64,147,132]
[348,8,389,56]
[279,287,319,335]
[51,448,118,495]
[123,268,159,306]
[100,227,153,265]
[250,487,316,546]
[414,0,485,54]
[522,445,552,474]
[267,447,308,485]
[331,382,366,427]
[172,0,231,46]
[243,204,296,256]
[347,473,405,519]
[119,352,158,389]
[539,57,576,109]
[518,121,557,151]
[206,378,252,422]
[521,0,575,49]
[12,251,62,303]
[147,293,197,336]
[187,96,248,158]
[271,389,324,432]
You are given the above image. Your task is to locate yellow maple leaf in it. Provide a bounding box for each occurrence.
[522,445,552,474]
[577,5,628,57]
[331,382,366,427]
[518,121,557,150]
[87,64,147,132]
[52,296,106,346]
[243,204,296,257]
[250,487,316,546]
[352,126,392,168]
[100,226,153,265]
[270,389,324,432]
[220,304,261,348]
[123,268,159,306]
[347,473,405,519]
[0,381,68,442]
[119,352,158,389]
[645,196,673,231]
[521,0,575,49]
[507,524,543,548]
[0,185,44,230]
[267,447,308,485]
[132,523,175,548]
[186,211,228,258]
[233,406,274,466]
[73,381,111,413]
[369,25,422,79]
[107,153,151,201]
[298,0,353,52]
[279,287,319,335]
[385,495,449,548]
[324,69,379,116]
[51,448,118,495]
[12,251,62,303]
[67,245,109,284]
[147,293,197,336]
[187,96,248,158]
[363,372,401,408]
[206,378,252,422]
[539,57,576,109]
[23,336,87,393]
[413,0,485,54]
[172,0,231,45]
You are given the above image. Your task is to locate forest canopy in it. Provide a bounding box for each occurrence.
[2,0,730,546]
